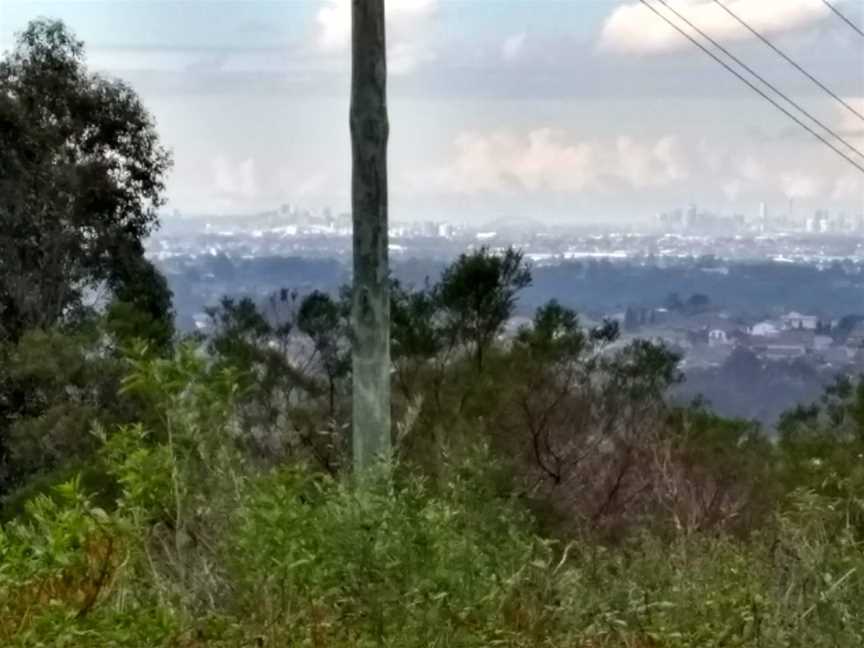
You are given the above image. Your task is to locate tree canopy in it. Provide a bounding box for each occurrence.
[439,246,532,370]
[0,20,173,342]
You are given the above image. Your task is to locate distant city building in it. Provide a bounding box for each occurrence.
[708,329,730,347]
[781,312,818,331]
[751,321,781,337]
[438,223,455,238]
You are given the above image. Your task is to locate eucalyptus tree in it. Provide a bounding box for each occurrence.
[0,20,173,343]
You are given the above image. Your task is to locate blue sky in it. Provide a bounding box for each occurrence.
[1,0,862,224]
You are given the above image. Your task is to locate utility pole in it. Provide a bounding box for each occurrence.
[350,0,391,469]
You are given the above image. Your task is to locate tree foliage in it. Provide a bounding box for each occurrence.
[297,290,351,415]
[438,246,532,370]
[0,20,172,342]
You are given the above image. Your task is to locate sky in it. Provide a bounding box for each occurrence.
[1,0,862,225]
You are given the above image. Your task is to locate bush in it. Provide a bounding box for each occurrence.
[3,342,864,647]
[229,453,558,646]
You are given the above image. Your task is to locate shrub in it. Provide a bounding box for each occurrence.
[228,449,560,647]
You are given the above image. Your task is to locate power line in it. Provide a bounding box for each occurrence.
[636,0,864,175]
[822,0,864,39]
[654,0,864,162]
[653,0,864,163]
[714,0,864,125]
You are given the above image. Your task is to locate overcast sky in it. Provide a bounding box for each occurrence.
[1,0,862,225]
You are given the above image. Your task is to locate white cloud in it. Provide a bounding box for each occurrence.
[390,42,436,76]
[404,126,862,210]
[316,0,438,52]
[514,129,597,191]
[780,171,823,200]
[830,98,864,204]
[738,156,765,182]
[697,138,730,174]
[838,96,864,146]
[276,167,330,200]
[618,135,690,188]
[502,33,527,62]
[832,174,864,203]
[598,0,829,56]
[723,179,742,201]
[212,156,258,202]
[406,129,693,195]
[206,157,334,211]
[317,0,352,50]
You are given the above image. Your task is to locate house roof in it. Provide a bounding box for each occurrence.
[781,311,818,321]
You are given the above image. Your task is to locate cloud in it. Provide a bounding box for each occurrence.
[316,0,438,52]
[207,156,333,212]
[598,0,830,56]
[830,114,864,204]
[502,33,527,62]
[738,156,765,182]
[832,174,863,202]
[780,171,823,200]
[212,156,258,202]
[838,96,864,145]
[403,126,863,211]
[276,167,330,200]
[316,0,351,51]
[723,179,742,201]
[826,97,864,201]
[406,129,693,195]
[390,42,437,76]
[617,135,690,188]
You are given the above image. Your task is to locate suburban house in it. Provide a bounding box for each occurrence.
[781,311,819,331]
[750,329,815,361]
[750,320,781,337]
[708,329,731,347]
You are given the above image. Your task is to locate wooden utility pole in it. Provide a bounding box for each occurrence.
[350,0,391,469]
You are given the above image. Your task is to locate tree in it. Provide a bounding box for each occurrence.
[0,325,139,500]
[624,306,639,332]
[516,299,585,360]
[390,279,443,399]
[438,247,532,371]
[0,20,172,342]
[391,280,442,363]
[665,292,684,312]
[298,291,350,415]
[685,293,711,314]
[206,296,274,372]
[834,314,864,341]
[350,0,391,469]
[106,256,175,355]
